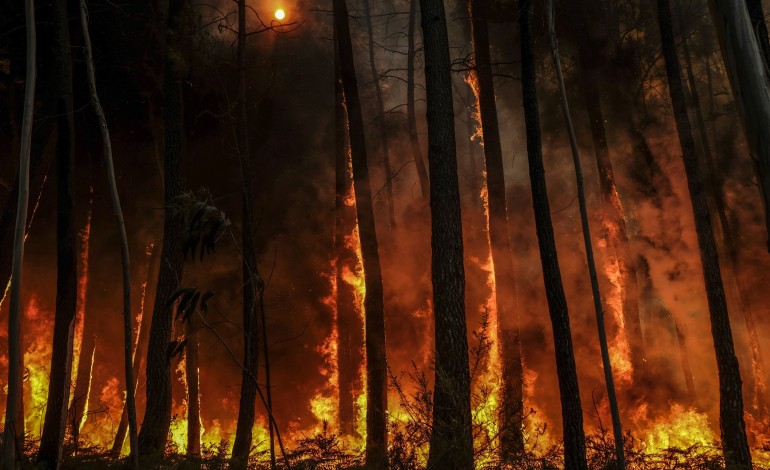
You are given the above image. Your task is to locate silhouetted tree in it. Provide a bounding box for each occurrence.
[419,0,474,467]
[334,0,388,466]
[520,0,587,468]
[657,0,752,466]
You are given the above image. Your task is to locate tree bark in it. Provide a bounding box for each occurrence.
[407,0,429,202]
[709,0,770,251]
[1,0,34,465]
[36,0,77,465]
[546,2,624,467]
[468,0,524,456]
[657,0,752,466]
[520,1,587,468]
[334,0,388,466]
[138,0,187,457]
[362,0,396,230]
[230,0,261,467]
[419,0,474,467]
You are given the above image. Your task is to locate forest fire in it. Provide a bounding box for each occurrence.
[2,0,770,468]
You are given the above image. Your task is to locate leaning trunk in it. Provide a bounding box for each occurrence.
[36,0,77,465]
[546,1,624,466]
[657,0,752,466]
[333,0,388,466]
[469,0,524,455]
[520,1,587,468]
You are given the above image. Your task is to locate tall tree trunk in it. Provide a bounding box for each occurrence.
[657,0,752,466]
[709,0,770,251]
[362,0,396,230]
[1,0,35,465]
[230,0,261,467]
[334,0,388,466]
[575,43,646,388]
[80,0,138,466]
[333,29,361,439]
[112,243,160,455]
[679,15,770,419]
[468,0,524,455]
[546,2,624,467]
[36,0,77,465]
[138,0,187,457]
[520,1,587,468]
[407,0,429,202]
[185,319,200,457]
[419,0,474,467]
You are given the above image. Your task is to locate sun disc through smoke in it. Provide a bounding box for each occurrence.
[275,8,286,20]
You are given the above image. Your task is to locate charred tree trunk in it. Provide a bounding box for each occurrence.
[362,0,396,230]
[469,0,524,456]
[657,0,752,466]
[575,43,646,388]
[419,0,474,467]
[230,0,261,466]
[1,0,34,465]
[334,0,388,466]
[185,319,200,457]
[407,0,429,202]
[520,2,587,468]
[333,30,361,439]
[112,243,160,455]
[138,0,187,457]
[709,0,770,251]
[546,2,624,467]
[679,15,770,419]
[36,0,77,465]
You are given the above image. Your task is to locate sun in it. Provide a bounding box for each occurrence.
[275,8,286,20]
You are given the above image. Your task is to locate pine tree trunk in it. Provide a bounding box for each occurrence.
[469,0,524,456]
[230,0,261,466]
[657,0,752,466]
[1,0,34,465]
[112,243,160,455]
[36,0,77,465]
[333,31,362,439]
[138,0,187,457]
[407,0,429,202]
[362,0,396,230]
[545,2,624,466]
[419,0,474,467]
[679,18,770,419]
[334,1,388,466]
[520,1,587,468]
[185,320,200,457]
[709,0,770,252]
[575,43,646,388]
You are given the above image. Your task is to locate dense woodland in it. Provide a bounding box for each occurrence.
[0,0,770,468]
